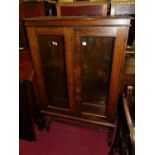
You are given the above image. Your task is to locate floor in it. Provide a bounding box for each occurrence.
[19,121,111,155]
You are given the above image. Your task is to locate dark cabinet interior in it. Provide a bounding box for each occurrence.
[80,37,114,103]
[38,35,69,109]
[75,33,116,120]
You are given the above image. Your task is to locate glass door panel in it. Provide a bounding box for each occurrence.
[37,35,69,109]
[80,36,115,115]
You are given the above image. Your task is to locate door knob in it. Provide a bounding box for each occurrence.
[52,41,58,46]
[82,41,87,46]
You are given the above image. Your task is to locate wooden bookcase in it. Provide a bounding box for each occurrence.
[25,16,131,144]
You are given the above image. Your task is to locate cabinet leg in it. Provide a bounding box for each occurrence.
[45,116,55,131]
[35,114,55,131]
[108,128,113,146]
[36,115,46,130]
[108,149,115,155]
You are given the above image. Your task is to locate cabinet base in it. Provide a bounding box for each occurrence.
[41,110,115,146]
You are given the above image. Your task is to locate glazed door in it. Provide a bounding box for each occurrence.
[27,27,74,115]
[74,26,127,122]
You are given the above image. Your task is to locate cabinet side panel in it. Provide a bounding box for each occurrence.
[26,27,48,110]
[107,27,129,122]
